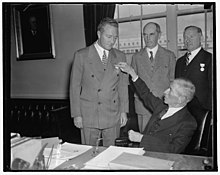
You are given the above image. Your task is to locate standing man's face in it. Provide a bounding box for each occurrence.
[184,27,202,52]
[97,24,118,50]
[143,23,161,49]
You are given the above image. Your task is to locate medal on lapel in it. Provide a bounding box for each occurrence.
[200,63,205,72]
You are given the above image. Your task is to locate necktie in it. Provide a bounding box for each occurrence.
[186,52,191,66]
[102,50,108,67]
[159,108,168,120]
[149,51,153,62]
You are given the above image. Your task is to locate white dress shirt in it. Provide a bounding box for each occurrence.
[94,41,109,61]
[146,44,158,60]
[187,47,201,64]
[161,107,184,120]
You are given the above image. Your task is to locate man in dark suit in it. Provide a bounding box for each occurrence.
[131,22,176,132]
[69,18,128,146]
[175,26,212,118]
[116,62,197,153]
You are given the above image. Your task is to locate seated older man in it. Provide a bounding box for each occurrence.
[116,62,197,153]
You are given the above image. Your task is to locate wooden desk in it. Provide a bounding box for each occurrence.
[55,146,212,170]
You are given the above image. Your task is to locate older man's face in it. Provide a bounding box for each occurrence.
[184,27,202,52]
[163,82,180,107]
[143,23,160,49]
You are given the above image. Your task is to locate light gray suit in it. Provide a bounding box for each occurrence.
[70,44,129,146]
[131,45,176,132]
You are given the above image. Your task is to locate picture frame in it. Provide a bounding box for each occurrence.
[13,4,55,60]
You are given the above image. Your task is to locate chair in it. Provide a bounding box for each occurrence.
[183,110,212,156]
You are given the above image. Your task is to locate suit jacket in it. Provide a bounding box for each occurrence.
[133,78,197,153]
[131,45,176,115]
[175,48,212,111]
[69,44,129,129]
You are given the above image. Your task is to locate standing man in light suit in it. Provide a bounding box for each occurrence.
[69,18,128,146]
[131,22,176,132]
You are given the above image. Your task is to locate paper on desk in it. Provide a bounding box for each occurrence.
[83,146,145,169]
[109,152,174,170]
[43,143,92,169]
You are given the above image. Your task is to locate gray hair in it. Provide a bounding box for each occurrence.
[174,78,195,103]
[97,17,118,32]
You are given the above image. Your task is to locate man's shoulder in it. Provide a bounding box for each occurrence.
[133,48,145,57]
[77,45,91,52]
[112,48,125,55]
[158,45,175,55]
[200,48,212,57]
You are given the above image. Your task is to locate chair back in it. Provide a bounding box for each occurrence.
[183,110,212,156]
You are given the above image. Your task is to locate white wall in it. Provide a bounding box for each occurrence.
[11,4,85,99]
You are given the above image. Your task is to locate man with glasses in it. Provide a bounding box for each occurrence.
[131,22,176,132]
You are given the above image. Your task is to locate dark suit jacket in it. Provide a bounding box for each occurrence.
[175,48,212,112]
[23,29,50,54]
[131,45,176,115]
[69,44,129,129]
[133,78,197,153]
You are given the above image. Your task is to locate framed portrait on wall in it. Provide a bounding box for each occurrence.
[13,4,55,60]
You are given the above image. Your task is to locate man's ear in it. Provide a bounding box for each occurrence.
[97,31,101,39]
[178,96,187,104]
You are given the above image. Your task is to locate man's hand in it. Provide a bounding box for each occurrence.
[73,116,83,128]
[128,130,143,142]
[120,112,128,127]
[115,62,138,81]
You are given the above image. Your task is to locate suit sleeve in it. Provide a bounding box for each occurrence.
[169,52,176,82]
[140,119,197,153]
[133,78,163,112]
[69,51,83,118]
[118,53,129,113]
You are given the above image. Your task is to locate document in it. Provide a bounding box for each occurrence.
[83,146,145,169]
[43,142,92,169]
[109,152,174,170]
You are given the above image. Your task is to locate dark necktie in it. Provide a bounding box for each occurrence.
[102,50,108,67]
[186,52,191,66]
[159,107,168,120]
[149,51,153,62]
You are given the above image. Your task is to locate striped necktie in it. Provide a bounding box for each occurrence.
[102,50,108,67]
[186,52,191,66]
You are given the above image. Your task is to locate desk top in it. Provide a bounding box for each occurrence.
[55,146,212,170]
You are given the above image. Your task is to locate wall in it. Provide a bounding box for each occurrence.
[11,4,85,99]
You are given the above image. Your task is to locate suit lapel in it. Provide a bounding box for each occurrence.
[154,46,165,71]
[157,107,187,131]
[139,48,153,75]
[88,45,105,82]
[184,49,205,77]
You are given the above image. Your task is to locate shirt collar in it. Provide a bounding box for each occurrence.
[94,41,109,59]
[188,47,201,62]
[161,106,184,120]
[146,44,158,58]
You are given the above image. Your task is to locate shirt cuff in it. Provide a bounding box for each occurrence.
[132,76,139,82]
